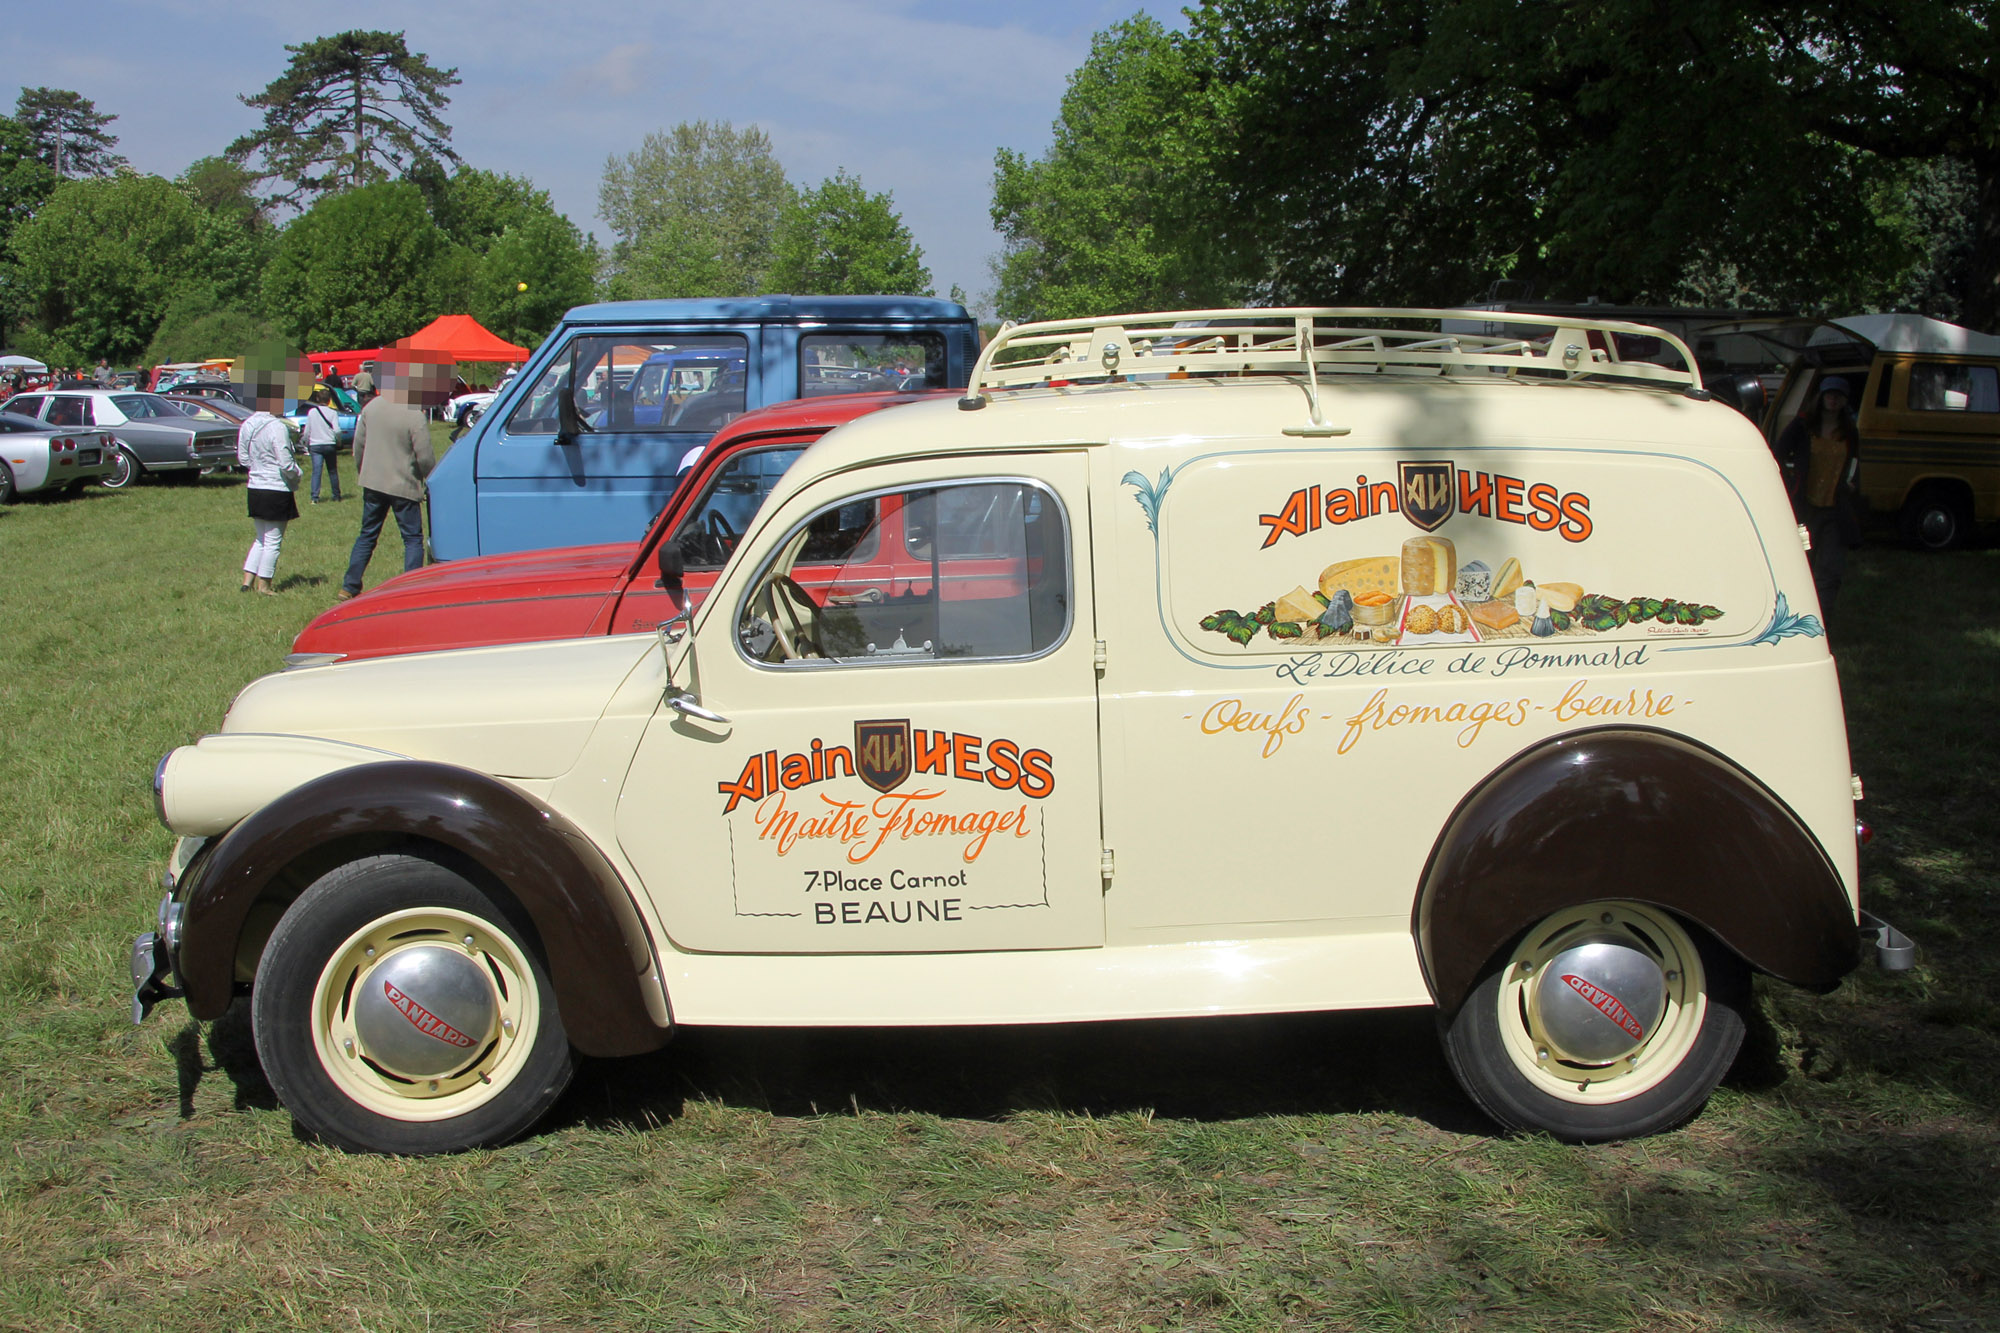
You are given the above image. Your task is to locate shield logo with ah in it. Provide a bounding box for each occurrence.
[1398,460,1456,533]
[854,719,912,794]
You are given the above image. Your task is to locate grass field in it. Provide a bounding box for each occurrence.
[1,456,1995,1332]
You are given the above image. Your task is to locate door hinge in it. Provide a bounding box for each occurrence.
[1093,639,1107,673]
[1100,848,1115,885]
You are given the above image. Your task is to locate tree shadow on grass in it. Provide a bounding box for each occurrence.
[551,1007,1493,1137]
[1593,1124,2000,1328]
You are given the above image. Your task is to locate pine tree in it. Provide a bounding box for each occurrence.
[13,88,125,178]
[228,30,460,206]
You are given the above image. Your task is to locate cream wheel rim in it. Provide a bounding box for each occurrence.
[311,907,539,1122]
[1496,902,1707,1106]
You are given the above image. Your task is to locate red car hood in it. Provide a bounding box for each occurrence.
[292,540,640,661]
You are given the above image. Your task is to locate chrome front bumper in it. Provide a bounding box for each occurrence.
[130,891,186,1024]
[130,930,180,1024]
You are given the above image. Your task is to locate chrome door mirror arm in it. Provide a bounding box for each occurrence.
[657,613,730,724]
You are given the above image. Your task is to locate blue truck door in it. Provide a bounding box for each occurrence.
[455,327,760,557]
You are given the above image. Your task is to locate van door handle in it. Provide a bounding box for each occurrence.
[669,692,729,725]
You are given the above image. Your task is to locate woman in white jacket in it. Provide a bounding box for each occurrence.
[237,391,302,594]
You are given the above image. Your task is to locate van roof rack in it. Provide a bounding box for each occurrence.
[963,308,1704,415]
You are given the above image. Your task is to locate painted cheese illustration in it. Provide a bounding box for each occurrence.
[1456,559,1493,602]
[1318,556,1399,602]
[1539,581,1583,612]
[1274,585,1324,623]
[1400,536,1457,596]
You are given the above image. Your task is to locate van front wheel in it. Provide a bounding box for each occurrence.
[251,853,574,1154]
[1439,901,1747,1142]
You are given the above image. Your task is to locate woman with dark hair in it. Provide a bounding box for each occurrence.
[237,380,303,594]
[1775,376,1862,619]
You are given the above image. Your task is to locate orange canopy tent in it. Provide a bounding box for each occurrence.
[397,314,531,363]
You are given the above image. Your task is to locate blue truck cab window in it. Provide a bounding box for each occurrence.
[426,296,978,560]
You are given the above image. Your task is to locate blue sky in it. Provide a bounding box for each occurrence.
[10,0,1190,312]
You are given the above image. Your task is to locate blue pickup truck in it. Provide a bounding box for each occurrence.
[425,295,979,560]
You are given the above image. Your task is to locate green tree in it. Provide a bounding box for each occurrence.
[229,30,461,205]
[143,306,278,366]
[1759,2,2000,330]
[260,181,453,347]
[471,212,598,348]
[409,162,549,252]
[1007,3,1990,324]
[179,156,268,229]
[990,16,1242,321]
[0,115,58,343]
[13,87,125,178]
[599,121,791,298]
[141,159,281,366]
[9,173,200,365]
[769,171,932,295]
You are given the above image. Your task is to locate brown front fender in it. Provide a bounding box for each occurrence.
[1415,727,1859,1016]
[172,760,670,1058]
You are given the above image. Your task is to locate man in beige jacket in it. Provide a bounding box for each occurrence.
[337,363,438,601]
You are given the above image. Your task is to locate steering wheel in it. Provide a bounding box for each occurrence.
[706,510,739,556]
[762,574,829,660]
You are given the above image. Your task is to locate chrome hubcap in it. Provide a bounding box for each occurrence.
[311,907,538,1121]
[1498,902,1706,1105]
[350,944,499,1079]
[1529,937,1667,1064]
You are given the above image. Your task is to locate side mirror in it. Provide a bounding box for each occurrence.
[556,378,584,443]
[655,540,684,593]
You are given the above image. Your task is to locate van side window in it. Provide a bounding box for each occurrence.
[1909,363,1999,413]
[801,333,948,397]
[504,335,748,434]
[740,480,1069,666]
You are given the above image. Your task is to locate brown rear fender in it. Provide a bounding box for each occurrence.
[1415,727,1859,1016]
[172,760,671,1057]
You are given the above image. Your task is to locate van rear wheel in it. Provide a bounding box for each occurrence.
[1901,485,1970,551]
[1439,901,1747,1142]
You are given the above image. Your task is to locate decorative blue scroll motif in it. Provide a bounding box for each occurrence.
[1748,591,1824,646]
[1122,467,1175,540]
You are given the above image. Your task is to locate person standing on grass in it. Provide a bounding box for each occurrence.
[302,386,344,503]
[237,380,303,596]
[337,363,434,602]
[1776,375,1863,619]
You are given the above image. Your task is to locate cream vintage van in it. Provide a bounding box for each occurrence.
[131,310,1909,1154]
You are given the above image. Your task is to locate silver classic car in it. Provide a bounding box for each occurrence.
[0,409,116,499]
[3,389,239,487]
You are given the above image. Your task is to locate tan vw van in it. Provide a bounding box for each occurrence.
[132,309,1906,1154]
[1762,314,2000,548]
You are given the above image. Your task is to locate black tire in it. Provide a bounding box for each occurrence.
[99,446,139,490]
[250,852,574,1154]
[0,462,14,505]
[1900,485,1970,551]
[1439,901,1748,1142]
